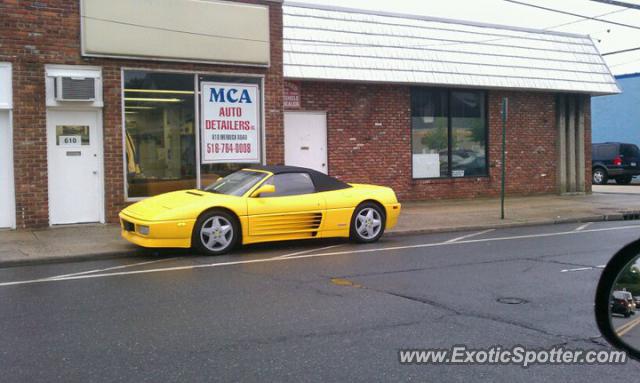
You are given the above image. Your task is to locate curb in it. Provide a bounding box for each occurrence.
[0,248,153,268]
[0,213,631,268]
[385,213,626,238]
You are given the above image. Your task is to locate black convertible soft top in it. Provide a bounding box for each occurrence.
[245,165,352,192]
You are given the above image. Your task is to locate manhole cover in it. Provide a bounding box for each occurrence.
[496,297,528,305]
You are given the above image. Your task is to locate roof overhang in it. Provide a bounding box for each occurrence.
[283,2,620,96]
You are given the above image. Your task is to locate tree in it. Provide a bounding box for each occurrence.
[420,118,448,151]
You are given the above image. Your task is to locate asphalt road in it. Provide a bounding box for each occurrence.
[614,312,640,347]
[2,221,640,382]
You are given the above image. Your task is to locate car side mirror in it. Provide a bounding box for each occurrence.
[250,183,276,198]
[595,238,640,361]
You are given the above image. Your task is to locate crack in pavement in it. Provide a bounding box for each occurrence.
[563,336,611,349]
[331,281,578,344]
[204,319,424,353]
[334,251,603,281]
[355,283,639,355]
[378,289,563,339]
[521,257,598,268]
[334,260,617,346]
[335,258,522,280]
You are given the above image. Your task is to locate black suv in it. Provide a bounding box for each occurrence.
[592,142,640,185]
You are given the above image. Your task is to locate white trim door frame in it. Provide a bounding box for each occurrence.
[284,111,328,174]
[0,109,16,229]
[46,108,105,225]
[0,62,15,229]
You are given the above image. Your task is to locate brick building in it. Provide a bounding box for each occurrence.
[280,4,617,201]
[0,1,619,229]
[1,0,284,229]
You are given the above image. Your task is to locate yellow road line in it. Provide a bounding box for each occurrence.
[616,316,640,337]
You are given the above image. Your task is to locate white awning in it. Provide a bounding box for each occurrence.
[283,3,620,95]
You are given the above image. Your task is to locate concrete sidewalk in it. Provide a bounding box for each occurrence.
[394,192,640,234]
[2,193,640,267]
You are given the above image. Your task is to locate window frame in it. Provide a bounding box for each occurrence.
[258,172,318,198]
[121,67,266,202]
[410,87,489,180]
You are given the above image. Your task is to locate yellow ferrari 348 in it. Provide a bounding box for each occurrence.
[119,166,401,255]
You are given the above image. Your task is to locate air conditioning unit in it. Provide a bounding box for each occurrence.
[54,76,96,101]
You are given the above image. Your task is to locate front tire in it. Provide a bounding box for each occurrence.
[592,167,608,185]
[193,210,239,256]
[350,202,385,243]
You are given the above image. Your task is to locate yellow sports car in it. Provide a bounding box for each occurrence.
[119,166,401,255]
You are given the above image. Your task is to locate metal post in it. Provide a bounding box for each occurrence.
[501,97,508,220]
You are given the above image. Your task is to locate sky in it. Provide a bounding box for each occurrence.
[292,0,640,75]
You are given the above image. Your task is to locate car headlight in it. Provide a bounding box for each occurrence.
[137,225,150,235]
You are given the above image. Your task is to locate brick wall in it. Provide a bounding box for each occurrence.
[0,0,594,228]
[0,0,283,228]
[289,81,579,201]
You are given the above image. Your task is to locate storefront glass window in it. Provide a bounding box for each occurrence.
[411,89,448,178]
[124,71,196,198]
[451,91,487,177]
[411,88,487,179]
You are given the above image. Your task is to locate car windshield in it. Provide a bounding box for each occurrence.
[203,170,267,196]
[613,291,633,300]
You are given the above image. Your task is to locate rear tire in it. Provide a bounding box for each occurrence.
[592,167,608,185]
[350,202,386,243]
[615,175,633,185]
[192,210,239,256]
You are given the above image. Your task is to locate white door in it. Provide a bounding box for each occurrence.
[284,112,327,174]
[47,110,104,224]
[0,110,14,228]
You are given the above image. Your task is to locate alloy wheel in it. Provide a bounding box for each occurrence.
[355,207,382,240]
[200,216,234,252]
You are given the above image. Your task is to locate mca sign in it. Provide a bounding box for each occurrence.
[200,82,261,164]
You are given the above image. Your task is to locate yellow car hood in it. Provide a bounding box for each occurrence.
[122,190,239,221]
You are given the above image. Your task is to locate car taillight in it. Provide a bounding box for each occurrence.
[613,155,622,166]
